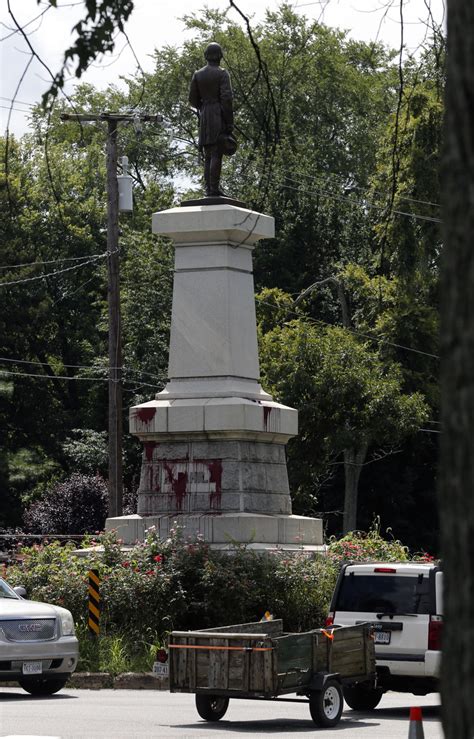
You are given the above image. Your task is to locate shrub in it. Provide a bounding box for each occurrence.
[4,522,423,674]
[23,473,108,535]
[327,519,409,564]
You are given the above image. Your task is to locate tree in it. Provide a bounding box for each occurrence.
[258,295,428,532]
[23,473,108,535]
[6,0,135,107]
[439,1,474,735]
[0,82,174,523]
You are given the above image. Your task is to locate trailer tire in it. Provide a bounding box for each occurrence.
[343,684,383,711]
[195,694,229,721]
[309,679,343,727]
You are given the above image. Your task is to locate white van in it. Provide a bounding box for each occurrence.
[327,562,442,709]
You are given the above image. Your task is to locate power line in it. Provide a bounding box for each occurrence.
[0,356,165,383]
[0,254,106,287]
[0,96,35,107]
[0,368,161,388]
[294,168,441,210]
[254,295,440,360]
[0,253,107,271]
[0,369,108,382]
[280,177,443,225]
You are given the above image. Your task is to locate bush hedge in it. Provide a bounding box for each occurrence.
[3,521,434,673]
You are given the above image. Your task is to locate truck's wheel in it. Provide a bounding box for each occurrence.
[309,679,343,727]
[195,694,229,721]
[18,676,68,696]
[343,684,383,710]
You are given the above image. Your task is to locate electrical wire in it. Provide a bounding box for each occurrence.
[0,253,107,271]
[0,254,106,287]
[254,295,440,360]
[0,356,165,384]
[280,178,443,225]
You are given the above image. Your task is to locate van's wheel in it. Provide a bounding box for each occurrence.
[18,676,68,696]
[309,679,343,727]
[195,694,229,721]
[343,684,383,711]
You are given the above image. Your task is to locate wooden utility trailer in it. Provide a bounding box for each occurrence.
[169,620,375,727]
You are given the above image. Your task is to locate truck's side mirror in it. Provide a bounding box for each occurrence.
[13,586,27,598]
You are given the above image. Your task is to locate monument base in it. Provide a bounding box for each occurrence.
[105,512,325,553]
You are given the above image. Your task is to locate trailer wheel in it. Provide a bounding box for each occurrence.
[309,679,343,727]
[343,684,383,711]
[195,694,229,721]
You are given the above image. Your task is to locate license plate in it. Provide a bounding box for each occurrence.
[374,631,391,645]
[152,662,169,677]
[22,661,43,675]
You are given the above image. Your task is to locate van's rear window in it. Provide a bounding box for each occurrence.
[335,575,431,614]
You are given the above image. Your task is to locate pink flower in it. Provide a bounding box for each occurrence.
[153,555,162,563]
[122,562,130,568]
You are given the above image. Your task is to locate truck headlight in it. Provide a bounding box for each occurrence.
[57,608,75,636]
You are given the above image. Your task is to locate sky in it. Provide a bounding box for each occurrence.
[1,0,446,136]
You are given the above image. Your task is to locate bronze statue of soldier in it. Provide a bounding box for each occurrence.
[189,42,236,198]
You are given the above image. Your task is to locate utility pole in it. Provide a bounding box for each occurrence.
[60,112,162,518]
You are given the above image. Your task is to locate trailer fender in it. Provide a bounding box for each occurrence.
[309,672,340,691]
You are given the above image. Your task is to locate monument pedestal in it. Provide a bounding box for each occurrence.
[106,204,324,552]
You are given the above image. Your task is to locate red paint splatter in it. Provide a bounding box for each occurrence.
[263,406,272,430]
[207,460,223,509]
[164,462,188,511]
[144,442,156,462]
[136,407,156,424]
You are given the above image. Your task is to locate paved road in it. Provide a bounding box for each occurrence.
[0,687,443,738]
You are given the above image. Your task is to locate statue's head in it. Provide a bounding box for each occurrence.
[204,42,223,62]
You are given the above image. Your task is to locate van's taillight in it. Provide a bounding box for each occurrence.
[374,567,397,573]
[325,613,334,627]
[428,615,442,650]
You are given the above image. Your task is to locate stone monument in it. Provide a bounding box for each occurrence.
[106,202,323,551]
[106,44,323,551]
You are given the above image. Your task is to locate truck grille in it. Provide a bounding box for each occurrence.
[0,619,56,642]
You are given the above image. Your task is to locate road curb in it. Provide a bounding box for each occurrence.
[67,672,170,690]
[0,673,170,691]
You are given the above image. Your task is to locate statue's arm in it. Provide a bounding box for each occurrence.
[189,73,200,109]
[220,70,234,131]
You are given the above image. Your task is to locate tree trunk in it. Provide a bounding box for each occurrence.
[440,2,474,736]
[342,443,368,533]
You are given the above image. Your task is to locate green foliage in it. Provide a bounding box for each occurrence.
[1,6,443,550]
[41,0,135,106]
[23,474,108,535]
[75,623,158,674]
[4,525,433,673]
[327,519,409,563]
[258,311,428,514]
[62,429,108,476]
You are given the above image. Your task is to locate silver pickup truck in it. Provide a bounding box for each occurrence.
[0,576,78,695]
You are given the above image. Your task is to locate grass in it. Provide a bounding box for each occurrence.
[76,624,162,674]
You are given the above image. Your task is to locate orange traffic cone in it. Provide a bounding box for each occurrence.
[408,707,425,738]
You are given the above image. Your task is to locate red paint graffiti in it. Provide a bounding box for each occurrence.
[207,460,223,509]
[164,462,188,511]
[136,407,156,425]
[144,442,156,462]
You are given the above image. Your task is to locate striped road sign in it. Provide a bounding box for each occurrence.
[88,569,100,635]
